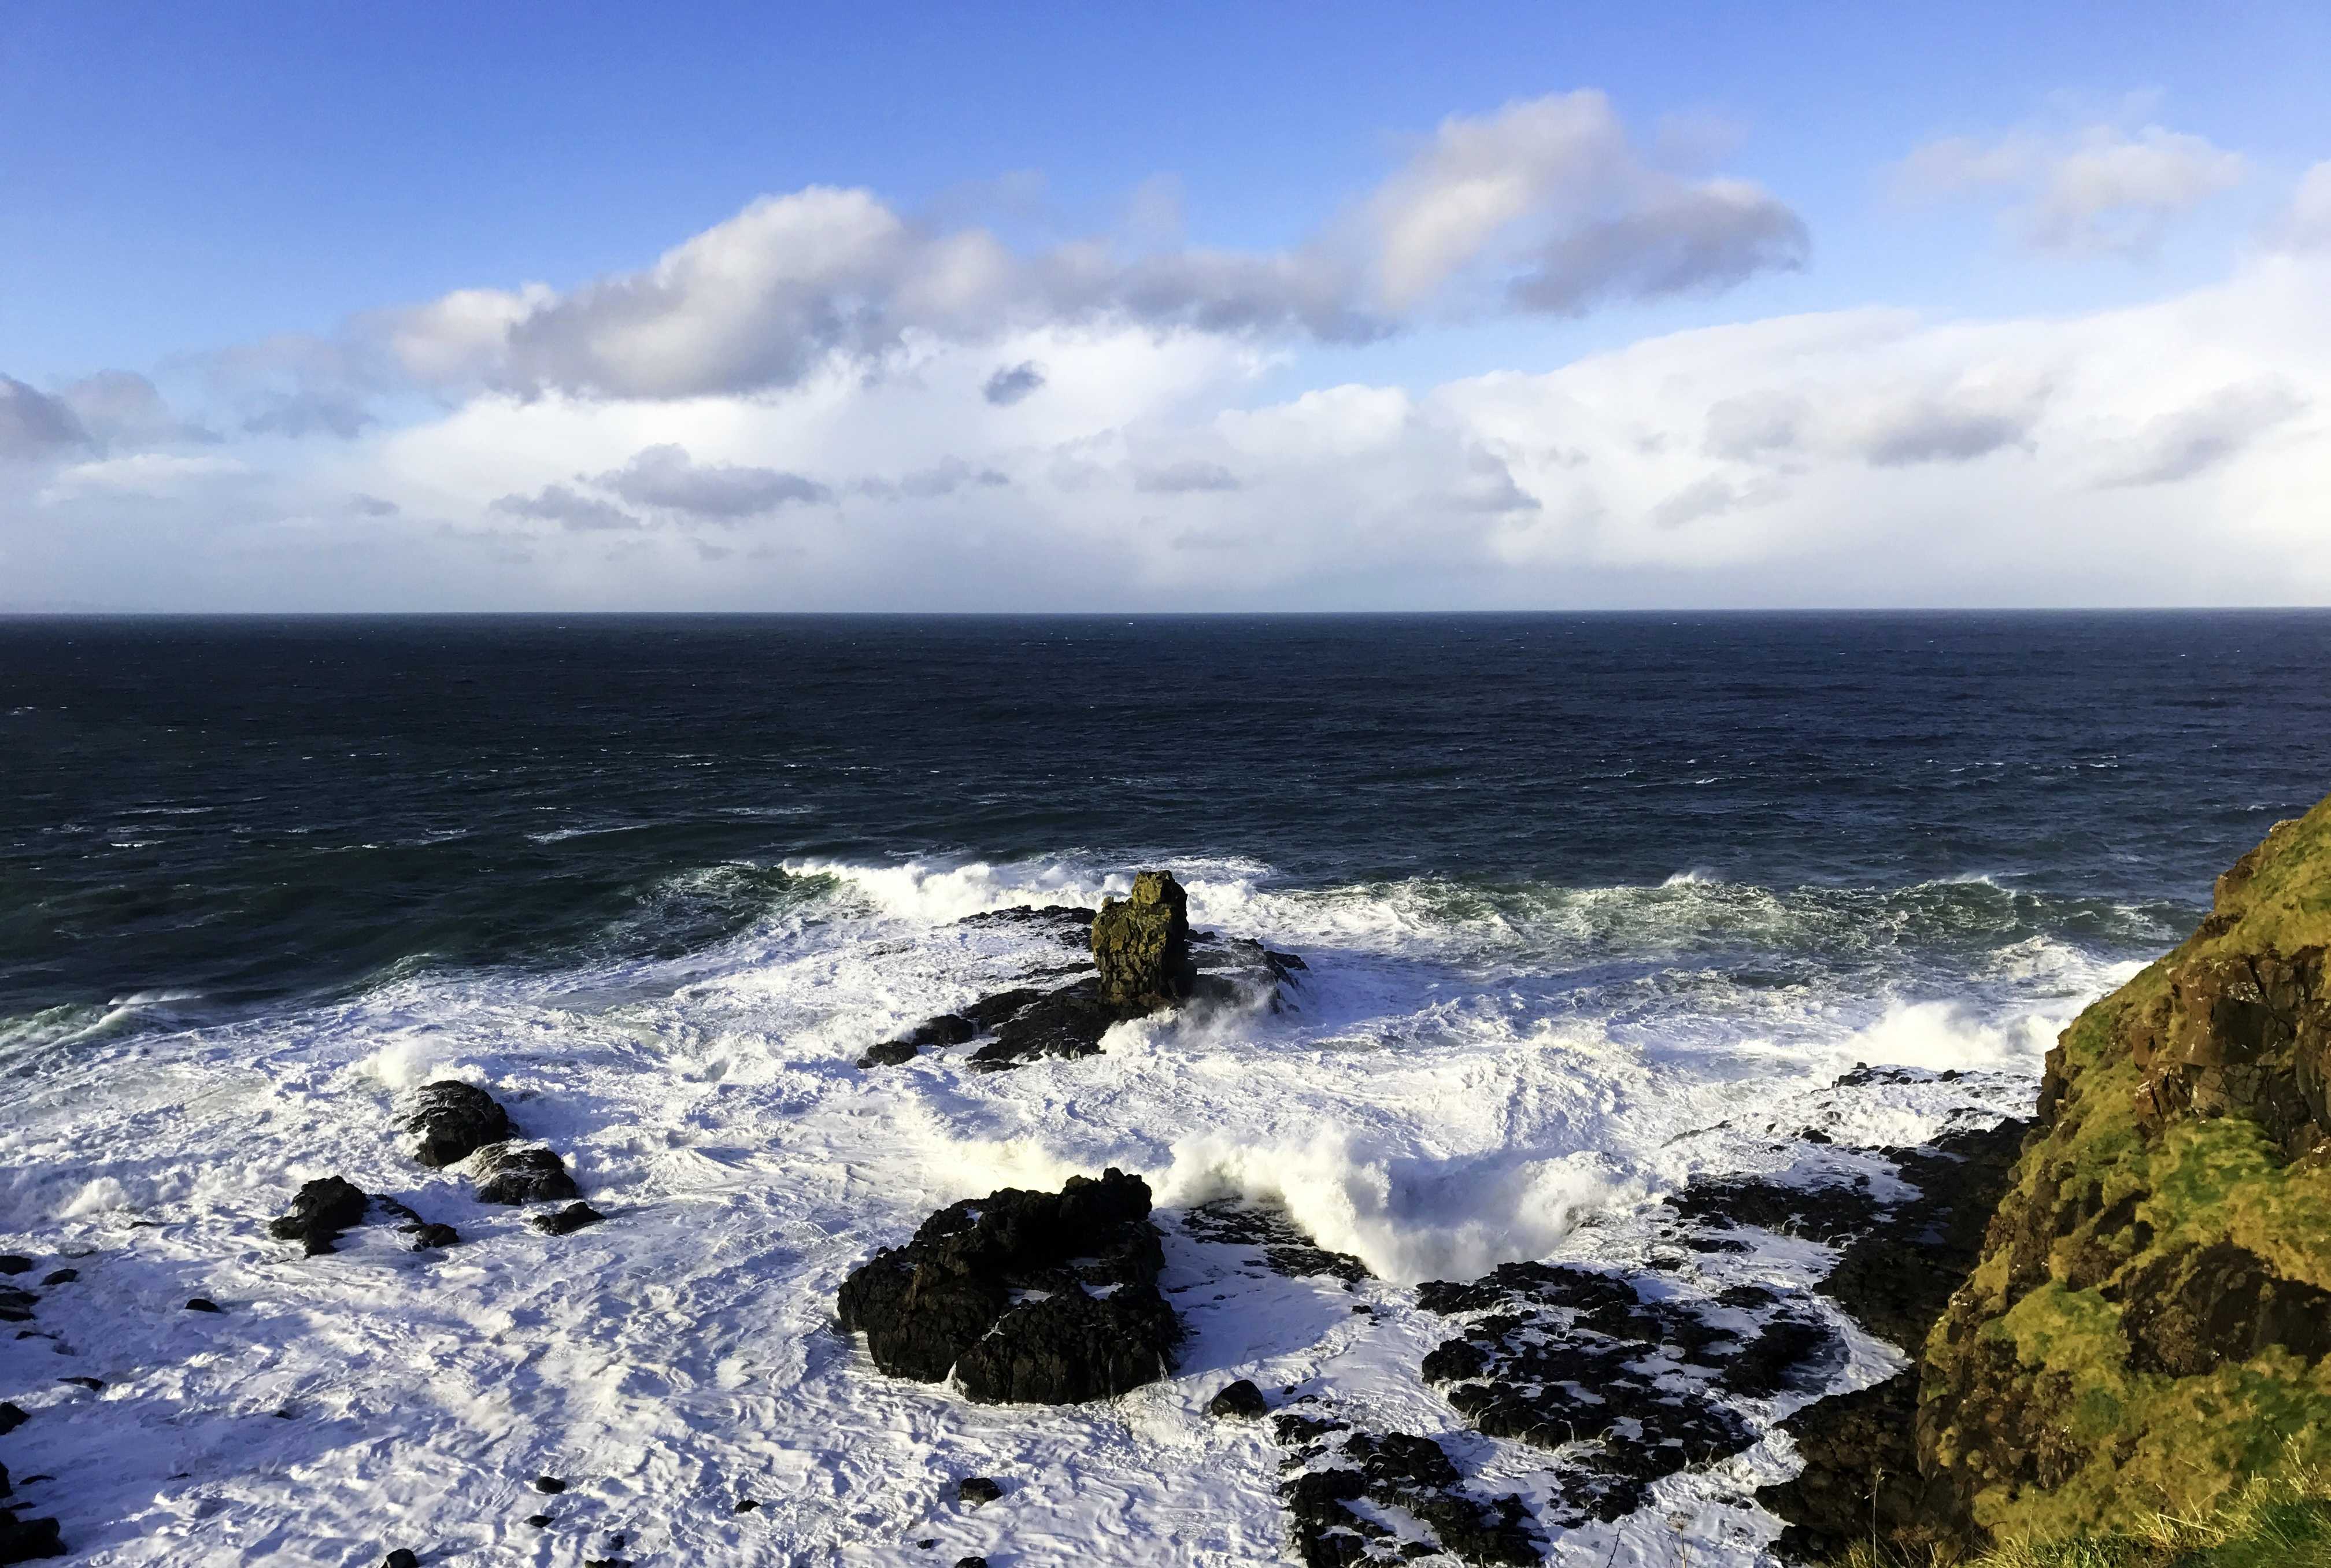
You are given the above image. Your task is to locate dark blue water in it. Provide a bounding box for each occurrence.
[5,612,2328,1030]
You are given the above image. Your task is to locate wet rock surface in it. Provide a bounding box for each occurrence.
[1271,1403,1540,1566]
[1092,870,1196,1008]
[1208,1378,1268,1419]
[399,1080,513,1168]
[531,1202,606,1236]
[942,899,1304,1071]
[1418,1260,1832,1526]
[473,1144,580,1205]
[1182,1200,1370,1284]
[1743,1118,2032,1561]
[269,1176,372,1255]
[836,1168,1181,1404]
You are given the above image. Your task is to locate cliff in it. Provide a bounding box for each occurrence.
[1914,795,2331,1544]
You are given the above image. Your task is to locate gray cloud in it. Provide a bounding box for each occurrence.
[1704,390,1808,458]
[490,483,642,531]
[592,443,831,517]
[1855,393,2042,467]
[1508,182,1808,314]
[58,371,212,449]
[242,390,374,439]
[1650,475,1739,529]
[983,361,1046,405]
[351,494,401,516]
[0,376,90,460]
[2099,380,2307,487]
[1134,459,1242,494]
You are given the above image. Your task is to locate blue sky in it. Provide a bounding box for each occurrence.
[4,3,2329,609]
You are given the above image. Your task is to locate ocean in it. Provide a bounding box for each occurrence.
[3,611,2328,1565]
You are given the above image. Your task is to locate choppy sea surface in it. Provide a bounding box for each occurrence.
[3,612,2328,1566]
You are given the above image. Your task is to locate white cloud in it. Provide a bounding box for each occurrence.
[1366,91,1806,313]
[350,94,1800,404]
[2278,161,2331,252]
[1897,120,2247,257]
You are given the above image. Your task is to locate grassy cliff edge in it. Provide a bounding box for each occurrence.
[1916,794,2331,1546]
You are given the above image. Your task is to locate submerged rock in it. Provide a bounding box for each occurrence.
[1271,1403,1539,1566]
[1418,1260,1833,1526]
[399,1081,513,1168]
[1207,1379,1268,1419]
[857,1013,978,1069]
[835,1168,1181,1403]
[0,1512,65,1563]
[531,1203,605,1236]
[1092,871,1195,1008]
[473,1144,579,1205]
[269,1176,371,1255]
[954,1476,1002,1507]
[0,1260,27,1277]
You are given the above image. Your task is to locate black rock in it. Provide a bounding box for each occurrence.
[530,1203,605,1236]
[956,1559,989,1568]
[0,1462,9,1497]
[409,1223,460,1250]
[37,1273,73,1288]
[473,1144,579,1205]
[1208,1379,1269,1419]
[1270,1409,1539,1567]
[525,1514,552,1528]
[860,1013,980,1067]
[185,1297,221,1313]
[0,1512,65,1563]
[837,1167,1181,1403]
[0,1258,28,1276]
[268,1175,371,1255]
[967,980,1133,1070]
[0,1405,25,1436]
[57,1378,102,1392]
[1416,1261,1760,1525]
[1183,1200,1371,1283]
[955,1475,1003,1507]
[400,1081,513,1168]
[534,1476,566,1493]
[732,1498,757,1513]
[0,1290,31,1324]
[383,1552,420,1568]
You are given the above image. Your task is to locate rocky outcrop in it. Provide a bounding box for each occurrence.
[473,1143,579,1205]
[1271,1403,1540,1566]
[269,1176,371,1255]
[835,1168,1181,1403]
[1418,1260,1832,1526]
[1092,871,1196,1008]
[399,1081,512,1167]
[1774,797,2331,1556]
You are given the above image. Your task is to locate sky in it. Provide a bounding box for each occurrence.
[4,2,2329,611]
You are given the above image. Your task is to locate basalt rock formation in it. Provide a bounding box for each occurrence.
[399,1081,512,1168]
[836,1168,1181,1404]
[1778,796,2331,1556]
[1092,871,1196,1008]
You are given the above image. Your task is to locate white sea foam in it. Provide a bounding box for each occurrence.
[0,859,2147,1565]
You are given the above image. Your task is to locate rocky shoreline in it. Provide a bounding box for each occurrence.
[12,828,2322,1565]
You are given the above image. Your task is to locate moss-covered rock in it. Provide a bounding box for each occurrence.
[1914,794,2331,1550]
[1091,870,1195,1008]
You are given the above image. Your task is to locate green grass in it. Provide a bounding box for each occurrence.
[1827,1469,2331,1568]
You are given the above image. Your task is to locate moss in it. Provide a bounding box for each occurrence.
[1916,792,2331,1547]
